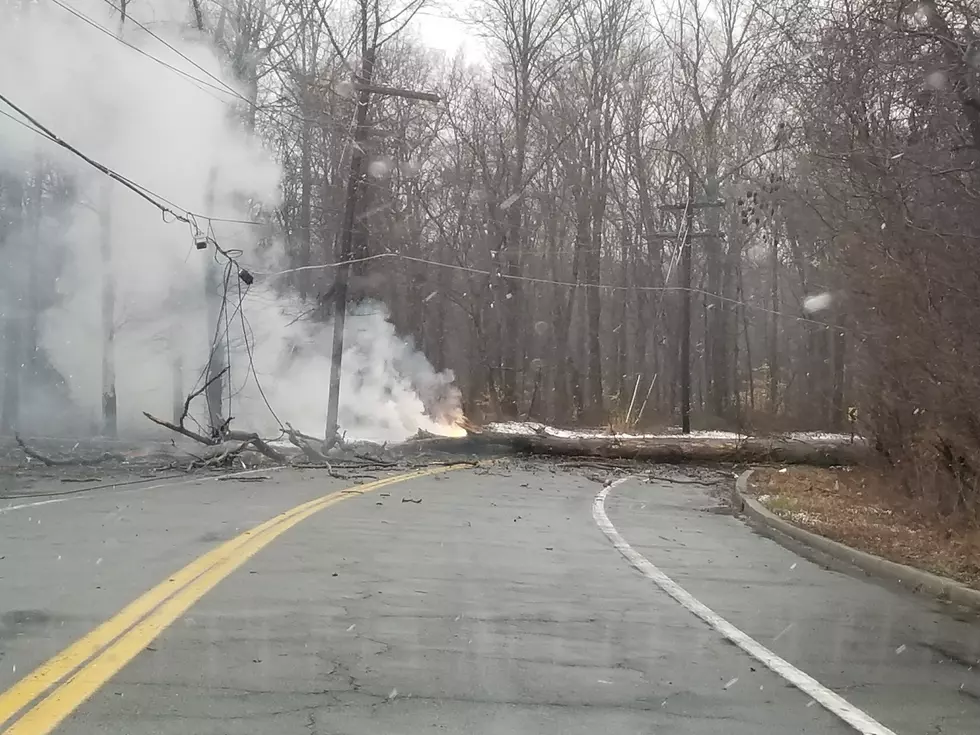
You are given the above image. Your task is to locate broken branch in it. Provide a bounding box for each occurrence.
[180,366,229,427]
[15,435,123,466]
[224,430,287,464]
[285,423,328,463]
[144,412,214,445]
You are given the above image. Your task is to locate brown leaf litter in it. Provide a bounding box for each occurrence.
[749,466,980,591]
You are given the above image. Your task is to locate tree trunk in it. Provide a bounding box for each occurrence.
[393,431,865,466]
[1,179,21,434]
[832,325,846,429]
[100,183,117,437]
[680,175,694,433]
[298,79,313,300]
[703,171,727,419]
[768,225,780,412]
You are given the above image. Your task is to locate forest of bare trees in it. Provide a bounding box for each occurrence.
[246,0,848,431]
[4,0,980,516]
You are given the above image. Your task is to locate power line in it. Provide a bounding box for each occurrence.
[0,90,268,232]
[97,0,244,100]
[47,0,239,103]
[0,90,197,224]
[256,252,847,332]
[0,106,56,141]
[1,77,838,338]
[51,0,367,134]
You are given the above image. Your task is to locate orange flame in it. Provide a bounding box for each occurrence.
[431,422,468,438]
[427,415,479,438]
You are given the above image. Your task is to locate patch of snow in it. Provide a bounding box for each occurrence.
[485,422,745,439]
[785,432,855,442]
[485,422,857,443]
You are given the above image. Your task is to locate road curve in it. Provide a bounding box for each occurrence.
[0,462,978,734]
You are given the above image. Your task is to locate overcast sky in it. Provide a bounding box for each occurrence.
[410,5,486,62]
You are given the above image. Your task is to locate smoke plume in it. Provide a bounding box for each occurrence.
[0,0,461,441]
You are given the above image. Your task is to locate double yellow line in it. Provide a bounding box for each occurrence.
[0,465,464,735]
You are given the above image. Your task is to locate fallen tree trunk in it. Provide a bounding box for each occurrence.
[389,432,867,466]
[16,435,124,466]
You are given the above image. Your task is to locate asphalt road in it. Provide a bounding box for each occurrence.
[1,461,979,734]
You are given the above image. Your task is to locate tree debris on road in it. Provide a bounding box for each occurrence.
[16,435,124,467]
[386,430,865,466]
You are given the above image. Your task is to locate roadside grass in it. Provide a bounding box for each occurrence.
[749,466,980,591]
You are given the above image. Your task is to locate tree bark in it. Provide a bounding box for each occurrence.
[768,223,780,412]
[298,76,313,300]
[392,431,865,466]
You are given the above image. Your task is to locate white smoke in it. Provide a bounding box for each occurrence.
[0,0,460,441]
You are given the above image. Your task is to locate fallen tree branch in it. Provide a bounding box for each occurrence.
[180,366,228,427]
[144,412,213,445]
[16,435,123,466]
[354,452,396,466]
[144,413,287,465]
[206,439,254,467]
[558,460,634,473]
[647,474,720,486]
[224,430,288,464]
[285,423,328,463]
[285,425,322,444]
[406,458,479,469]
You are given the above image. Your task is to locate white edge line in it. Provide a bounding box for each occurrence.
[0,466,282,514]
[594,477,897,735]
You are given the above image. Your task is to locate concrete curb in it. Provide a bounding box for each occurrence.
[734,469,980,612]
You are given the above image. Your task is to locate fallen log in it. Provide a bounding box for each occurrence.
[15,435,124,466]
[388,431,867,466]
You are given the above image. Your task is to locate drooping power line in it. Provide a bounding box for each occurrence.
[0,90,268,232]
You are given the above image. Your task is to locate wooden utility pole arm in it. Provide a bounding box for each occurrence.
[355,82,440,103]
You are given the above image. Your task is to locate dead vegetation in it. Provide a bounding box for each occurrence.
[749,466,980,591]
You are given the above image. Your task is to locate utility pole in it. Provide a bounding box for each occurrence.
[100,184,117,437]
[680,175,694,435]
[662,174,724,434]
[0,178,24,435]
[203,169,226,435]
[27,155,42,384]
[100,1,129,438]
[323,61,440,445]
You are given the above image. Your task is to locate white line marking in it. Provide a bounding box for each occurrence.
[594,478,897,735]
[0,467,281,514]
